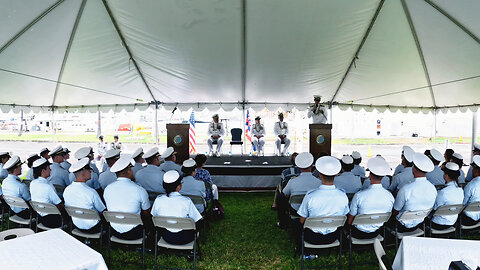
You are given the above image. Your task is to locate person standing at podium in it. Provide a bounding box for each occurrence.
[274,112,291,156]
[252,116,266,156]
[207,114,225,157]
[307,95,328,124]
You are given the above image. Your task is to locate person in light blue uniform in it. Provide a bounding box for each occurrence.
[462,155,480,226]
[272,153,301,210]
[451,153,466,184]
[362,155,390,189]
[135,147,165,193]
[389,147,415,192]
[393,153,437,232]
[348,157,394,238]
[2,155,32,219]
[425,148,445,186]
[69,147,101,190]
[152,170,202,245]
[465,144,480,182]
[179,159,206,213]
[98,149,120,190]
[351,151,366,178]
[159,147,182,174]
[0,152,11,179]
[48,146,70,187]
[25,153,41,180]
[131,147,145,175]
[295,156,349,246]
[334,155,362,194]
[60,148,71,171]
[64,158,106,233]
[393,146,413,176]
[430,162,464,230]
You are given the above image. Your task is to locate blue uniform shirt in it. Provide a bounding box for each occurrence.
[389,167,413,191]
[48,162,70,186]
[463,176,480,221]
[152,192,202,233]
[98,167,117,190]
[180,175,207,213]
[2,174,31,213]
[64,182,106,230]
[135,164,165,193]
[159,161,182,174]
[283,172,321,210]
[393,177,437,228]
[466,166,473,182]
[60,161,71,171]
[393,164,404,176]
[297,185,349,234]
[426,166,445,186]
[334,171,362,194]
[195,168,214,201]
[432,181,464,225]
[352,165,366,178]
[363,176,390,190]
[132,162,144,176]
[0,163,8,179]
[458,169,466,184]
[30,177,62,216]
[281,166,301,182]
[68,169,100,190]
[349,184,394,233]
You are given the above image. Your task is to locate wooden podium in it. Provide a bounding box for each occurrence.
[309,124,332,160]
[166,123,190,164]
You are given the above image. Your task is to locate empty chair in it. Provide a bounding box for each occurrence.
[229,128,243,155]
[0,228,35,241]
[30,201,65,232]
[2,195,33,229]
[65,206,104,249]
[373,238,390,270]
[460,201,480,236]
[429,204,464,238]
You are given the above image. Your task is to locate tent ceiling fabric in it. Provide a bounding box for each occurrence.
[0,0,478,112]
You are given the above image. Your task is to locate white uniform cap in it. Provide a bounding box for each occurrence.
[402,145,413,153]
[74,146,93,159]
[444,162,459,171]
[104,149,121,159]
[367,157,390,176]
[315,156,341,176]
[48,145,64,156]
[403,147,415,163]
[341,155,354,165]
[351,151,361,159]
[429,149,444,163]
[182,158,197,168]
[39,148,49,154]
[471,155,480,167]
[452,152,463,161]
[295,152,314,169]
[413,153,434,173]
[69,158,91,173]
[63,148,71,154]
[110,156,134,173]
[32,158,50,168]
[164,170,180,184]
[474,143,480,151]
[161,147,176,159]
[144,147,159,159]
[132,147,144,159]
[3,155,22,170]
[375,154,386,161]
[0,151,9,156]
[27,153,39,160]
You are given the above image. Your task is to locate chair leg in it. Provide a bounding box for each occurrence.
[301,231,304,270]
[99,223,103,251]
[395,223,398,251]
[339,232,343,270]
[107,226,111,266]
[142,228,145,270]
[35,213,39,233]
[348,228,352,270]
[154,229,158,270]
[193,233,197,270]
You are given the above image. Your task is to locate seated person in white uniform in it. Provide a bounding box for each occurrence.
[25,153,41,180]
[0,152,11,179]
[48,145,70,187]
[362,155,391,189]
[451,153,466,184]
[104,156,151,240]
[389,147,415,192]
[462,155,480,226]
[135,147,165,193]
[60,148,71,171]
[159,147,182,174]
[152,170,202,245]
[425,148,445,186]
[97,135,109,172]
[252,116,266,156]
[30,158,64,228]
[274,112,291,156]
[207,114,225,157]
[64,158,106,233]
[98,149,121,190]
[295,156,349,246]
[307,95,328,124]
[131,147,145,175]
[111,135,122,150]
[69,147,101,190]
[348,157,394,239]
[393,146,413,176]
[465,143,480,182]
[334,155,362,194]
[392,153,437,233]
[179,159,207,213]
[441,149,455,168]
[430,162,463,230]
[351,151,366,178]
[2,155,32,219]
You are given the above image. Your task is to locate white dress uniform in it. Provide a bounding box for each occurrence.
[97,141,109,172]
[393,164,404,176]
[207,122,225,154]
[426,166,446,186]
[274,121,291,155]
[48,162,70,186]
[349,184,394,233]
[2,174,31,213]
[60,161,71,171]
[180,175,207,213]
[297,185,349,234]
[26,168,35,180]
[432,182,464,225]
[307,104,329,124]
[351,164,366,178]
[334,172,362,194]
[68,169,100,190]
[151,192,202,233]
[111,141,122,150]
[0,163,8,179]
[64,182,106,230]
[103,177,151,233]
[132,162,144,175]
[135,164,165,193]
[98,167,117,190]
[393,177,437,228]
[389,167,413,191]
[362,176,390,190]
[463,176,480,221]
[159,161,182,174]
[251,123,266,154]
[282,172,322,210]
[30,177,62,216]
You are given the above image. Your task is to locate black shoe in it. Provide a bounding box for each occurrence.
[276,222,287,230]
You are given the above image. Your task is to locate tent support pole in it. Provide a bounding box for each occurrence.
[473,110,478,159]
[242,104,246,155]
[51,108,56,142]
[154,103,159,145]
[433,109,437,144]
[97,110,102,138]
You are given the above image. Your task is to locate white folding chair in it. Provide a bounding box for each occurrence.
[103,211,145,270]
[152,216,198,270]
[30,200,64,232]
[301,216,347,270]
[288,194,305,219]
[460,202,480,236]
[373,238,388,270]
[2,195,33,229]
[428,204,464,238]
[183,194,208,244]
[65,206,103,249]
[391,209,431,250]
[0,228,35,241]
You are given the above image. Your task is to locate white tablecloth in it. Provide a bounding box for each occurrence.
[393,236,480,270]
[0,229,108,270]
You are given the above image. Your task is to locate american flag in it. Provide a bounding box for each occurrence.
[245,109,252,146]
[189,110,196,154]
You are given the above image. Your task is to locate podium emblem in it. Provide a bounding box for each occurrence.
[316,135,325,145]
[173,135,184,146]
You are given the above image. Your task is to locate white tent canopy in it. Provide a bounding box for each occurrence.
[0,0,479,112]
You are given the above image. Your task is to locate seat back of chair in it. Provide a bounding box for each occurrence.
[231,128,242,142]
[373,238,388,270]
[288,194,305,206]
[433,204,464,217]
[2,195,29,209]
[464,201,480,213]
[353,212,391,226]
[152,216,196,231]
[65,206,101,221]
[184,194,207,208]
[398,209,431,221]
[0,228,35,242]
[304,215,347,230]
[30,201,61,215]
[103,211,143,226]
